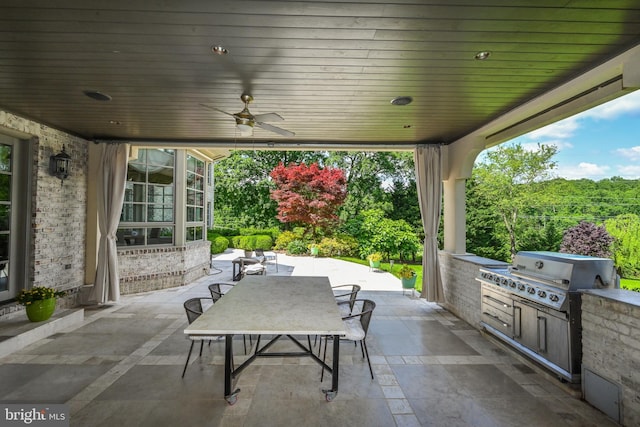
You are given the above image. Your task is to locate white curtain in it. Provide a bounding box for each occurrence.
[414,145,445,302]
[92,143,129,304]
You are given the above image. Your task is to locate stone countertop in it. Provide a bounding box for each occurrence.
[451,253,510,268]
[582,288,640,307]
[185,275,345,336]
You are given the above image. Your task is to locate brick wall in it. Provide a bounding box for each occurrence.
[0,110,87,317]
[118,240,211,294]
[581,290,640,426]
[438,251,508,328]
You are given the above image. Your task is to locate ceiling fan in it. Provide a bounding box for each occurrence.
[202,94,295,137]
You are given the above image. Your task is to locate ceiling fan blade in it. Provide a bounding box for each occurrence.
[199,103,234,117]
[253,112,284,122]
[256,121,295,137]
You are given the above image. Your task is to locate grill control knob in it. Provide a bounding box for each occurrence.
[527,287,536,294]
[537,290,547,298]
[517,283,526,291]
[507,279,515,288]
[549,294,559,302]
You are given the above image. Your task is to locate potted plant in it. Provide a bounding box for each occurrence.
[16,286,66,322]
[398,264,417,293]
[309,243,320,257]
[367,252,383,269]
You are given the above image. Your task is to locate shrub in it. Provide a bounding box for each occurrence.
[211,226,239,237]
[275,231,298,250]
[560,221,613,258]
[211,236,229,254]
[255,235,273,250]
[316,235,359,257]
[287,239,308,255]
[240,227,281,240]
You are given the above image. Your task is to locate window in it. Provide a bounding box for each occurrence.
[118,149,175,246]
[186,154,205,242]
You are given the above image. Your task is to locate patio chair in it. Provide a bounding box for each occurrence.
[314,284,362,349]
[182,297,220,378]
[255,248,278,272]
[332,284,361,315]
[321,299,376,381]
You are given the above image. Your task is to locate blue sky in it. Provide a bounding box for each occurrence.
[497,90,640,181]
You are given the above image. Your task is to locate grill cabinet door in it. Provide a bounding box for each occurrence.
[513,301,539,351]
[538,311,570,371]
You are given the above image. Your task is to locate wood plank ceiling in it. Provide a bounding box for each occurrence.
[0,1,639,148]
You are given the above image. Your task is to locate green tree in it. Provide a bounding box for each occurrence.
[353,209,421,261]
[471,143,558,259]
[327,151,414,221]
[605,214,640,278]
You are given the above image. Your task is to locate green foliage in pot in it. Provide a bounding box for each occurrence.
[398,264,416,279]
[367,252,383,262]
[16,286,66,306]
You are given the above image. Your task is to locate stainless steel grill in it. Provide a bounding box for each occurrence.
[476,251,619,383]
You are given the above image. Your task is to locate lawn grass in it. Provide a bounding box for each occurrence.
[335,256,423,292]
[621,277,640,292]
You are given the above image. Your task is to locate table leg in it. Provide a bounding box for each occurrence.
[224,334,240,405]
[323,334,340,402]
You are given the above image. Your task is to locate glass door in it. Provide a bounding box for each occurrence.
[0,143,12,300]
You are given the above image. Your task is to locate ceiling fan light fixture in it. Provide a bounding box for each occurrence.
[236,117,254,135]
[237,123,253,133]
[475,51,491,60]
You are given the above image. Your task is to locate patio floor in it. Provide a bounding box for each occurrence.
[0,250,618,426]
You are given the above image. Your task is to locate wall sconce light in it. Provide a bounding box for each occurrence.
[49,145,71,185]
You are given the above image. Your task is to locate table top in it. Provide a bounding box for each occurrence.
[184,276,346,336]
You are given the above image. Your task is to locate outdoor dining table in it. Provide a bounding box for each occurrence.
[184,275,346,404]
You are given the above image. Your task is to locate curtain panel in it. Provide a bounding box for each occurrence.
[92,143,129,303]
[414,145,445,303]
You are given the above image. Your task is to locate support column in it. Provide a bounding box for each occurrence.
[443,178,467,254]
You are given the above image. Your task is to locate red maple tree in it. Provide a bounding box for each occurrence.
[270,162,347,235]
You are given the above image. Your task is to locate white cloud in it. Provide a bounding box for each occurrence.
[527,117,580,140]
[615,146,640,161]
[525,91,640,144]
[580,90,640,120]
[556,162,610,180]
[617,164,640,179]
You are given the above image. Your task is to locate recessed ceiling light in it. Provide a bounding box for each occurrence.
[390,96,413,106]
[475,51,491,60]
[211,45,228,55]
[83,90,112,101]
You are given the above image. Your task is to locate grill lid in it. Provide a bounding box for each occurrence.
[509,251,618,292]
